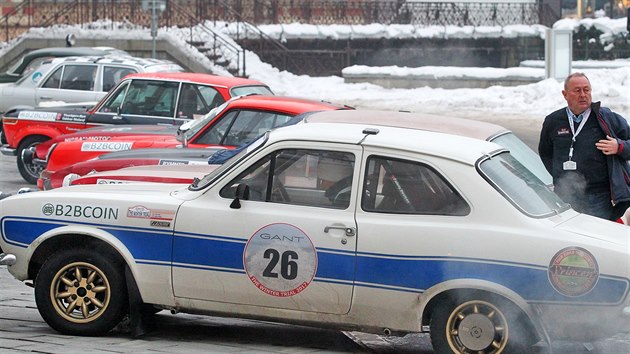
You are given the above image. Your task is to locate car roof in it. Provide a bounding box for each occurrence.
[269,118,503,165]
[225,95,346,113]
[301,109,508,141]
[40,55,181,69]
[123,72,268,87]
[26,47,126,57]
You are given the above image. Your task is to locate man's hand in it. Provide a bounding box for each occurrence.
[596,135,619,155]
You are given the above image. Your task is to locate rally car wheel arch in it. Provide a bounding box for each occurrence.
[35,248,128,336]
[429,291,536,354]
[17,135,48,184]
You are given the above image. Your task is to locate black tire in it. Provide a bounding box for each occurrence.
[17,135,48,184]
[429,293,535,354]
[0,124,6,145]
[35,248,128,336]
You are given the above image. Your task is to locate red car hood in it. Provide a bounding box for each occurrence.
[45,136,182,172]
[36,124,180,158]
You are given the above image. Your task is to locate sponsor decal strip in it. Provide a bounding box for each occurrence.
[81,141,134,152]
[2,217,628,304]
[17,111,58,121]
[127,205,175,221]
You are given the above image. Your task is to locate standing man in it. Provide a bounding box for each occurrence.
[539,72,630,220]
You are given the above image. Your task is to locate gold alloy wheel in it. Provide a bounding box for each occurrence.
[445,300,508,354]
[49,261,111,323]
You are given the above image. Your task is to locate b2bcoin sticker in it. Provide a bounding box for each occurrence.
[548,247,599,297]
[244,223,317,297]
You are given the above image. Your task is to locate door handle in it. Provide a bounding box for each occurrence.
[324,226,355,237]
[39,96,52,100]
[112,115,123,120]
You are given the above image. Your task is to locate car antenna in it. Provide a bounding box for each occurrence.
[357,127,379,144]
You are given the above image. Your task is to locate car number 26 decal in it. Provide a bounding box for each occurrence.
[244,223,317,297]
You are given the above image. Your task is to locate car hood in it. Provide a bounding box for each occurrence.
[40,125,180,153]
[88,164,218,177]
[97,147,225,160]
[0,184,194,230]
[72,164,219,186]
[81,124,179,135]
[2,182,192,206]
[556,213,630,247]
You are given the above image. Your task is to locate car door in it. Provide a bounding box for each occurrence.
[354,150,472,293]
[87,79,180,126]
[36,64,99,105]
[172,142,361,314]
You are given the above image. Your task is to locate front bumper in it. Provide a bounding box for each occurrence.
[21,146,47,167]
[0,144,16,156]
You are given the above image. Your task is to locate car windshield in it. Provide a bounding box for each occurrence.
[490,132,552,186]
[15,71,34,85]
[7,57,26,74]
[478,151,569,217]
[230,85,273,96]
[191,133,269,190]
[179,101,229,141]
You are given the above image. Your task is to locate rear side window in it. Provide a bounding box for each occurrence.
[60,65,97,91]
[177,84,221,119]
[231,85,273,96]
[103,66,137,92]
[362,156,470,216]
[199,85,225,109]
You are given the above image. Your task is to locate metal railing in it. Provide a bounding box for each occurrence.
[1,1,556,43]
[0,1,570,75]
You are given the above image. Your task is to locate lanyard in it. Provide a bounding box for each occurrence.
[567,110,589,161]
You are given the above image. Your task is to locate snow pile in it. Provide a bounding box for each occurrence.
[0,17,627,119]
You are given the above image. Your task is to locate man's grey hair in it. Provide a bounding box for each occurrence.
[564,72,590,90]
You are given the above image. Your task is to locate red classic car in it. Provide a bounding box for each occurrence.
[38,95,348,189]
[1,72,272,183]
[63,110,552,193]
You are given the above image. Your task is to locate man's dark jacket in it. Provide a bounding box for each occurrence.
[538,101,630,206]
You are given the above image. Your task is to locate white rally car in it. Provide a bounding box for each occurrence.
[1,109,629,353]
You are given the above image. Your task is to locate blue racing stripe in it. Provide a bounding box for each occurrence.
[2,217,628,304]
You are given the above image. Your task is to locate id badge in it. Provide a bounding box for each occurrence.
[563,160,577,170]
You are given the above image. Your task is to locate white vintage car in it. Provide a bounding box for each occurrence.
[0,55,183,114]
[1,109,629,353]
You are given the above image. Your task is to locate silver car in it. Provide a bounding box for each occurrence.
[0,55,183,114]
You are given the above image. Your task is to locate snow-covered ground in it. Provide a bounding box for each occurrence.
[0,15,628,121]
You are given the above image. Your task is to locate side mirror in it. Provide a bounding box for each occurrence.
[177,122,192,148]
[230,183,250,209]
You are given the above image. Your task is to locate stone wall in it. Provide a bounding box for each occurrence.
[240,36,546,76]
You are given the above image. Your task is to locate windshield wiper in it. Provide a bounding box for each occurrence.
[190,177,200,188]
